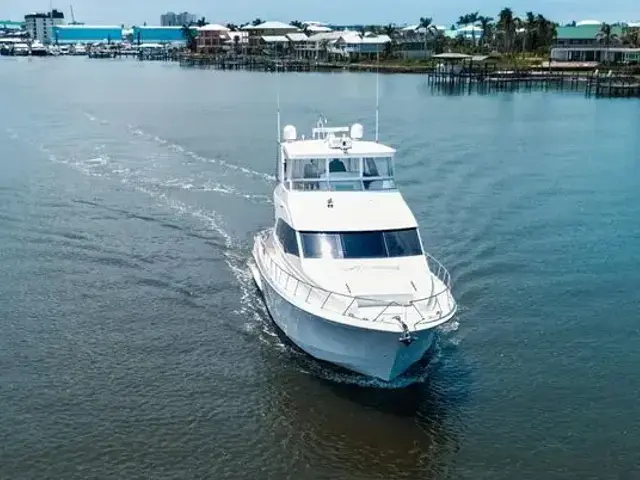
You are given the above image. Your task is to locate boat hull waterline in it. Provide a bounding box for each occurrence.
[251,254,441,382]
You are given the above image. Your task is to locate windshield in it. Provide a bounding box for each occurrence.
[299,228,423,259]
[287,157,395,191]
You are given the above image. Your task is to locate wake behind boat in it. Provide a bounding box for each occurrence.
[250,118,457,381]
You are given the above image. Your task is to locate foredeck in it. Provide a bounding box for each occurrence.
[253,230,456,331]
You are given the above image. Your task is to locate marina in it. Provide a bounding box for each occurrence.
[1,37,640,480]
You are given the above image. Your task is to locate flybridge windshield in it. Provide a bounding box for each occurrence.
[287,157,395,191]
[299,228,423,259]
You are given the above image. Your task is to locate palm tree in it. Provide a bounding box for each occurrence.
[226,23,238,31]
[458,12,480,47]
[597,23,619,64]
[196,17,208,27]
[383,24,397,58]
[535,14,556,53]
[233,35,240,54]
[467,12,480,47]
[251,18,263,27]
[478,15,494,50]
[623,27,640,47]
[320,39,329,61]
[523,12,536,52]
[290,20,303,29]
[182,25,198,53]
[418,17,439,59]
[497,7,516,53]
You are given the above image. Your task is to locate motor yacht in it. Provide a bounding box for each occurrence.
[250,119,457,381]
[30,41,48,56]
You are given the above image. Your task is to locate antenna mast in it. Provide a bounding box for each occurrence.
[275,51,281,181]
[276,48,281,143]
[375,50,380,142]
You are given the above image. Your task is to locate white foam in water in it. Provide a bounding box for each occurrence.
[126,124,276,182]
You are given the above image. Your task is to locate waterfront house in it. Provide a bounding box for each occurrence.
[550,21,631,63]
[197,23,230,53]
[334,32,391,59]
[224,31,249,53]
[286,32,309,57]
[54,25,124,44]
[242,21,300,52]
[260,35,289,54]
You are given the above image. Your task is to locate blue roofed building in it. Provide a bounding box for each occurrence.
[131,26,193,45]
[54,25,123,44]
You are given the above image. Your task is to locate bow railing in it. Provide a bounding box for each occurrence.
[255,231,456,328]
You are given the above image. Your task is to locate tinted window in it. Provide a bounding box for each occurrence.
[299,228,423,259]
[300,233,342,259]
[383,229,423,257]
[341,231,386,258]
[276,219,299,256]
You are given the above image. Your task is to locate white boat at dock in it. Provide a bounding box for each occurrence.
[251,119,457,381]
[30,41,48,56]
[71,43,87,55]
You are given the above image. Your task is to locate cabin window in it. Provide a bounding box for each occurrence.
[300,228,423,259]
[287,156,396,192]
[300,233,342,259]
[363,157,393,178]
[289,158,324,190]
[383,228,423,257]
[276,219,299,256]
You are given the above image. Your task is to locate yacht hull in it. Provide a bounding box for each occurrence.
[252,265,435,382]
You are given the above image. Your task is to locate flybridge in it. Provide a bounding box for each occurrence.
[278,120,396,192]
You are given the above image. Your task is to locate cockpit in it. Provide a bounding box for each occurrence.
[285,156,396,191]
[279,122,397,192]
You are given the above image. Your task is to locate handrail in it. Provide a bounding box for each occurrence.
[255,231,456,327]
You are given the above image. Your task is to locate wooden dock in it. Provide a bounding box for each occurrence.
[129,52,640,98]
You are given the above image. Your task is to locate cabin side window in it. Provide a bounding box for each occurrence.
[276,219,300,256]
[288,158,324,190]
[299,228,423,259]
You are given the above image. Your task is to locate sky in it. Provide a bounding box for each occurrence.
[3,0,639,26]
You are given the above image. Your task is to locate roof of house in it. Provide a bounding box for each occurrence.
[361,34,391,44]
[576,20,602,26]
[198,23,230,32]
[308,30,353,42]
[261,35,289,43]
[556,24,624,40]
[243,21,298,30]
[433,52,472,60]
[287,32,308,42]
[306,24,332,33]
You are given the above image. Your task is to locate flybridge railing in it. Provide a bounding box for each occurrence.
[256,231,456,328]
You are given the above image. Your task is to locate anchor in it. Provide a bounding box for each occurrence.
[395,316,416,346]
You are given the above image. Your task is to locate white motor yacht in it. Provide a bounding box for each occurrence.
[72,43,87,55]
[251,119,457,381]
[30,41,48,56]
